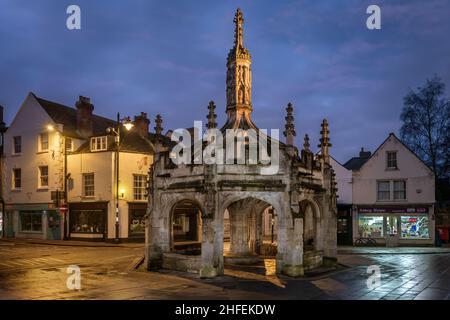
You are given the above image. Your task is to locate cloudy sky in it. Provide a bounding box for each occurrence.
[1,0,449,163]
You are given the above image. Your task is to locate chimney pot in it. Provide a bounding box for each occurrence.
[134,112,150,137]
[76,96,94,138]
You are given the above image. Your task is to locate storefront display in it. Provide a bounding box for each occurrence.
[400,215,430,239]
[356,206,433,244]
[128,203,147,239]
[358,215,383,238]
[70,210,105,234]
[19,211,43,232]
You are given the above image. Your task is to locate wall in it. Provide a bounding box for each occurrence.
[67,150,152,239]
[3,94,63,205]
[330,157,352,205]
[352,135,435,205]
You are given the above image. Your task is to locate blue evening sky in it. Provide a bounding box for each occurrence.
[1,0,449,163]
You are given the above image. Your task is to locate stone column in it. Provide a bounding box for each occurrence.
[228,204,252,255]
[200,217,217,278]
[282,218,304,277]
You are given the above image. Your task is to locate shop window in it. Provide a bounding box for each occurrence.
[70,210,105,233]
[20,211,42,232]
[133,174,147,200]
[358,215,383,238]
[13,168,21,189]
[39,166,49,188]
[377,181,390,201]
[387,151,397,169]
[39,132,49,151]
[400,215,430,239]
[129,209,146,236]
[13,136,22,154]
[83,173,95,197]
[393,180,406,200]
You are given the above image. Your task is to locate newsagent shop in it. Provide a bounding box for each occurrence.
[353,206,435,246]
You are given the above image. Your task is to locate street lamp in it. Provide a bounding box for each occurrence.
[107,113,133,243]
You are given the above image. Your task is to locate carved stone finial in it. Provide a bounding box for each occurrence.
[303,134,310,152]
[318,119,332,162]
[206,101,217,129]
[154,114,163,135]
[283,103,296,146]
[234,8,244,49]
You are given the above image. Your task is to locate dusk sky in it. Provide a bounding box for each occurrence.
[1,0,449,164]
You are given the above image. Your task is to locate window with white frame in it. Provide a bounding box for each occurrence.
[377,181,390,201]
[386,151,398,169]
[393,180,406,200]
[65,137,73,152]
[38,166,49,188]
[90,136,107,152]
[13,136,22,154]
[13,168,21,189]
[83,173,95,197]
[39,132,49,151]
[376,180,407,201]
[133,174,147,200]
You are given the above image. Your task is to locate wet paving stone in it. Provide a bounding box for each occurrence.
[1,242,450,299]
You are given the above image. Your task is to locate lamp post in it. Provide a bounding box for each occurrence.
[107,113,133,243]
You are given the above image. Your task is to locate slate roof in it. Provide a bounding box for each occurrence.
[343,156,370,170]
[33,93,170,154]
[33,93,116,139]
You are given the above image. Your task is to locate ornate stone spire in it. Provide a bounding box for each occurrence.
[283,103,296,146]
[303,134,310,152]
[226,8,252,118]
[206,101,217,129]
[154,114,163,135]
[318,119,332,163]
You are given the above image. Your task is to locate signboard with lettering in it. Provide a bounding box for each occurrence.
[358,207,429,214]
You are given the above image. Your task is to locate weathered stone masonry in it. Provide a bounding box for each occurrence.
[144,9,338,278]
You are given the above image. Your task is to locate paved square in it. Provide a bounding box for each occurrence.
[1,240,449,300]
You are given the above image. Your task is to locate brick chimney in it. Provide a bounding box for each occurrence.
[359,147,371,158]
[134,112,150,137]
[75,96,94,138]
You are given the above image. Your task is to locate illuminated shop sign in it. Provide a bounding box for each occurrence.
[359,207,428,214]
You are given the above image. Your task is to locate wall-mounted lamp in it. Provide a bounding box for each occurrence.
[120,188,125,198]
[47,125,54,131]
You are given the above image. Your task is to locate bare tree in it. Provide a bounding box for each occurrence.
[400,75,450,179]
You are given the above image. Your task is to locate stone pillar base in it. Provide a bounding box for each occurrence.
[323,256,338,268]
[282,264,304,277]
[200,266,218,278]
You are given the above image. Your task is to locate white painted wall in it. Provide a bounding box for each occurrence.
[352,134,435,205]
[330,156,352,205]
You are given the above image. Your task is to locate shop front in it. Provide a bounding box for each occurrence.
[354,206,435,246]
[69,201,108,240]
[2,203,63,240]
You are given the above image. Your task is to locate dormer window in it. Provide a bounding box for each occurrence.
[386,151,397,169]
[90,136,107,152]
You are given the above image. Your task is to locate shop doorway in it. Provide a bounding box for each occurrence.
[337,206,353,246]
[5,211,14,238]
[46,211,61,240]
